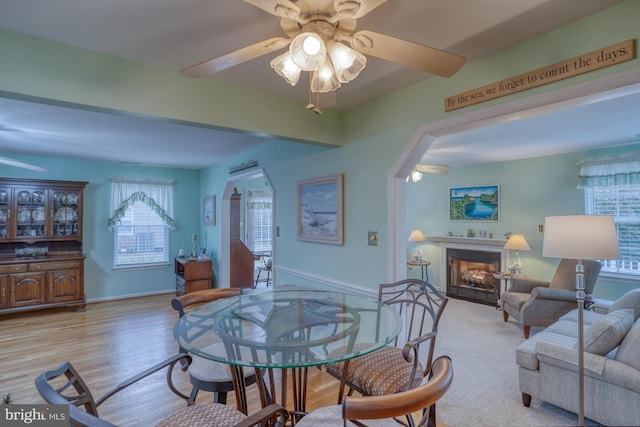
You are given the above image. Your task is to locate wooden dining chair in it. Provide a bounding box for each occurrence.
[171,288,258,405]
[298,356,453,427]
[325,279,448,405]
[34,354,288,427]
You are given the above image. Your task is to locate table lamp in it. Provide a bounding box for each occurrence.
[503,234,532,275]
[408,229,426,261]
[542,215,620,426]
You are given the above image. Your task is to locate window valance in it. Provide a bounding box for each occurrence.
[108,178,175,230]
[578,153,640,188]
[247,190,272,210]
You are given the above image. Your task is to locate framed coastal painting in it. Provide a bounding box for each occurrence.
[203,195,216,226]
[297,174,344,245]
[450,185,500,222]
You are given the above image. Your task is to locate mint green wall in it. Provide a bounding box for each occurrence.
[0,155,200,300]
[0,2,639,299]
[199,139,331,284]
[407,143,640,301]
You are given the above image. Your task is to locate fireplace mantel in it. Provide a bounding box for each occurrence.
[428,235,507,247]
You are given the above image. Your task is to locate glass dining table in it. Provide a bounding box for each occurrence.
[173,287,402,422]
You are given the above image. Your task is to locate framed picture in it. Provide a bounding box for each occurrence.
[203,195,216,226]
[297,174,344,245]
[450,185,500,222]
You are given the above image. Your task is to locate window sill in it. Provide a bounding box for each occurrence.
[113,262,170,271]
[599,271,640,284]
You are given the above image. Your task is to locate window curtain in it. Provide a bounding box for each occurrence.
[578,153,640,188]
[108,177,175,230]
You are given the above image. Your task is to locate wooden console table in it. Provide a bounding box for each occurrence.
[174,257,212,296]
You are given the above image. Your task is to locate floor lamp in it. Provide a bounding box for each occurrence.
[541,215,620,426]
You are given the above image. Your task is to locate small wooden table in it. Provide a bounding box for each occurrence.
[407,259,431,282]
[493,272,527,310]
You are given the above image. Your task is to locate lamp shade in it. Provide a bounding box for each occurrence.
[270,51,302,86]
[504,234,532,251]
[310,58,341,93]
[327,41,366,83]
[408,229,426,243]
[289,32,326,71]
[542,215,620,260]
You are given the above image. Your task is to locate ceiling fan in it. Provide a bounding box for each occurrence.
[407,163,449,182]
[0,155,48,172]
[181,0,466,109]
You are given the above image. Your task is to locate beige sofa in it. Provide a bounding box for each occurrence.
[515,289,640,426]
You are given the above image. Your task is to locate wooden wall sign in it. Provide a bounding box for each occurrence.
[445,39,635,112]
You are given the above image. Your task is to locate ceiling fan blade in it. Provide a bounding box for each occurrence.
[351,30,466,77]
[334,0,387,19]
[280,17,301,37]
[243,0,301,20]
[335,18,357,40]
[0,155,48,172]
[415,163,450,175]
[181,37,291,77]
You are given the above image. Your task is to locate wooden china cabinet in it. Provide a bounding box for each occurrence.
[0,178,87,315]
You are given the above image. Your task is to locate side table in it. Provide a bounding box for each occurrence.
[493,272,527,310]
[407,259,431,282]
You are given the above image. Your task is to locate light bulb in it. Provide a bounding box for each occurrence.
[303,36,321,55]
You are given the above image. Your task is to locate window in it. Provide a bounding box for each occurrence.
[580,155,640,277]
[108,178,175,269]
[245,189,272,254]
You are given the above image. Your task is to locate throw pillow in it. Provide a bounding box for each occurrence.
[615,318,640,371]
[610,288,640,321]
[578,309,634,355]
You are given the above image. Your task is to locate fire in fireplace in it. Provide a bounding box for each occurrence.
[447,248,501,306]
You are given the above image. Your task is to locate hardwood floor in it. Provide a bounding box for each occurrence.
[0,294,342,426]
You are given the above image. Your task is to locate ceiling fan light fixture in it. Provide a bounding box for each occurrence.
[290,32,326,71]
[310,59,341,93]
[270,51,302,86]
[328,41,366,83]
[411,170,423,182]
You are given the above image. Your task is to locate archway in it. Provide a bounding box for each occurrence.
[219,168,274,288]
[388,68,640,285]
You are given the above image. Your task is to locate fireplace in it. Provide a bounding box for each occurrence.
[430,236,509,307]
[447,248,501,306]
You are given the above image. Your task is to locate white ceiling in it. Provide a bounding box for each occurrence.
[0,0,634,171]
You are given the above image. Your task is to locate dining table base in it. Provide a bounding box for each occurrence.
[231,366,310,425]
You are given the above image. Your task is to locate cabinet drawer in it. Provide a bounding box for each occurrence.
[0,264,28,274]
[29,260,82,271]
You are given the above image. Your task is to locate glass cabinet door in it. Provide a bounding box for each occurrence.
[52,190,80,238]
[0,188,9,240]
[15,188,47,239]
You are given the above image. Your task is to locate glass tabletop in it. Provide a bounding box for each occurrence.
[173,288,402,369]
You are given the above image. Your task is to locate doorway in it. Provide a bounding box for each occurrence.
[219,169,274,288]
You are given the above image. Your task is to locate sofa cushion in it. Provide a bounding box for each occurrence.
[578,309,634,355]
[615,317,640,370]
[516,329,578,370]
[559,308,605,327]
[610,288,640,321]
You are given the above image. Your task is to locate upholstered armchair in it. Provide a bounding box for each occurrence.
[501,259,602,338]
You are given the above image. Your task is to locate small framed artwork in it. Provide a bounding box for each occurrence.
[450,185,500,222]
[297,173,344,245]
[203,195,216,226]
